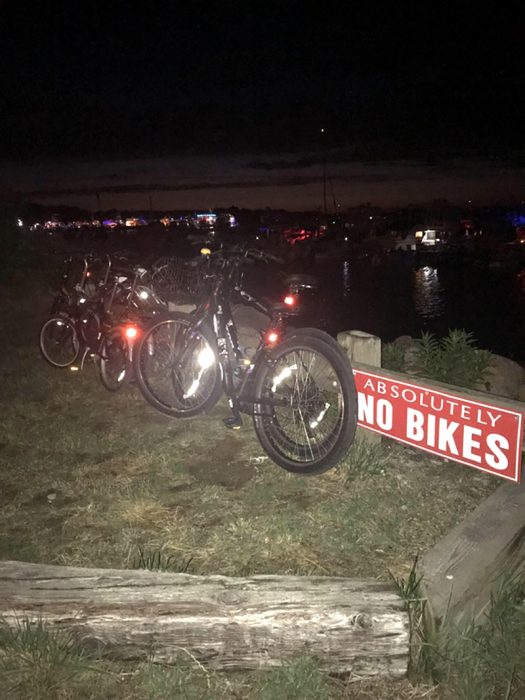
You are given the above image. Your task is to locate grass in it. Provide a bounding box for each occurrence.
[0,244,508,698]
[0,333,495,579]
[0,617,100,699]
[393,564,525,700]
[0,617,438,700]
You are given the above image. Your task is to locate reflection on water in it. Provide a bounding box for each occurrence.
[342,260,351,297]
[310,258,525,361]
[412,266,444,319]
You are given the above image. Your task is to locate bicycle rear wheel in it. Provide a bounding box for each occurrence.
[99,328,131,391]
[39,315,80,368]
[252,332,357,475]
[133,312,222,418]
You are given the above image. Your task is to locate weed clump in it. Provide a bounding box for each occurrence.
[414,329,492,389]
[338,436,391,483]
[382,341,406,371]
[391,562,525,700]
[382,329,492,390]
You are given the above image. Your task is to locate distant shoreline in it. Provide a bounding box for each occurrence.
[2,153,524,213]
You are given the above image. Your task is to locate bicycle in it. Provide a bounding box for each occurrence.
[133,245,358,475]
[39,255,165,390]
[39,254,103,369]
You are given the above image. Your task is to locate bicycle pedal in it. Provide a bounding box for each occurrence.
[223,415,243,429]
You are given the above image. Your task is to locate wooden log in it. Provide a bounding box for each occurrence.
[0,561,409,677]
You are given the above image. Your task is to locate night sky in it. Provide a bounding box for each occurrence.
[2,2,525,209]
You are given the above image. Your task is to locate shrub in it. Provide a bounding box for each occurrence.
[382,341,406,371]
[413,329,492,389]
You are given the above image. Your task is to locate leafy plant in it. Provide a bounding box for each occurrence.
[382,341,406,371]
[413,329,492,389]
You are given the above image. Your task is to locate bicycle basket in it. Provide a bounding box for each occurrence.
[150,257,207,304]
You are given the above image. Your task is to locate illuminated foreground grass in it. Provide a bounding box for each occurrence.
[0,264,504,699]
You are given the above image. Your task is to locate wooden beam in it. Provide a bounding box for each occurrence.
[0,561,409,677]
[419,479,525,627]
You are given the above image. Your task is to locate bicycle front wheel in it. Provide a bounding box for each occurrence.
[39,315,80,368]
[252,332,357,475]
[99,328,131,391]
[133,312,222,418]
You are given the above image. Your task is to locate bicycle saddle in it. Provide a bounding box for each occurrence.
[271,301,300,316]
[284,274,318,290]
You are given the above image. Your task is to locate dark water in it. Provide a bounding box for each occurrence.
[289,257,525,362]
[49,232,525,362]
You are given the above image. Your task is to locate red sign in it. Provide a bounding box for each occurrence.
[353,369,524,482]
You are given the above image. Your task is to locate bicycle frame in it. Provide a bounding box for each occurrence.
[75,264,142,368]
[180,259,287,427]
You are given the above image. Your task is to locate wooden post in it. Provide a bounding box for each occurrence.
[337,330,382,368]
[0,561,409,677]
[337,330,382,444]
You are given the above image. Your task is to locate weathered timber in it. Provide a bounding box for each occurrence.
[420,479,525,627]
[0,561,409,677]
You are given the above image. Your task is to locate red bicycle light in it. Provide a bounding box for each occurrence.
[283,294,297,306]
[266,329,280,345]
[124,325,139,339]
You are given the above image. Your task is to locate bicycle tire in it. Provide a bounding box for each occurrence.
[133,312,223,418]
[252,331,357,475]
[39,315,80,368]
[99,328,131,391]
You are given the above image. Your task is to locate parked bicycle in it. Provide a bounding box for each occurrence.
[133,244,358,474]
[39,254,165,390]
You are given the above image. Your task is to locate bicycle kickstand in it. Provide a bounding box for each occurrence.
[223,398,243,430]
[79,346,91,370]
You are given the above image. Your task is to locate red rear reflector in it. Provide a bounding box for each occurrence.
[124,325,138,339]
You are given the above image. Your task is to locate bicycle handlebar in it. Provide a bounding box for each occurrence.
[199,244,284,266]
